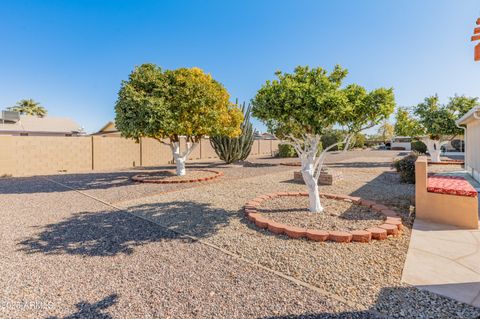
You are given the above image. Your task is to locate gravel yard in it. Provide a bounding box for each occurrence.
[257,196,385,231]
[1,151,478,318]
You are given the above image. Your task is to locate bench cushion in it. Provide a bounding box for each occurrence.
[427,175,478,197]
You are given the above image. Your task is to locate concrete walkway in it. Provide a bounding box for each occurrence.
[402,219,480,307]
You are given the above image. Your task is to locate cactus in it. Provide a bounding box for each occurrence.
[210,101,254,164]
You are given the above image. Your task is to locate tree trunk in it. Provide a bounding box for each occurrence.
[170,140,198,176]
[342,134,354,153]
[174,155,187,176]
[422,138,442,163]
[301,157,323,213]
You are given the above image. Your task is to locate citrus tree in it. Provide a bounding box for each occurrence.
[252,65,394,212]
[115,64,243,175]
[8,99,47,117]
[415,95,476,162]
[395,95,478,162]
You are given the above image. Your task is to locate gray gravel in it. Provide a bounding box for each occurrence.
[0,174,365,318]
[1,151,478,318]
[120,155,480,318]
[258,196,385,231]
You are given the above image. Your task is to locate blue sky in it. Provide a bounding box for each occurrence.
[0,0,479,133]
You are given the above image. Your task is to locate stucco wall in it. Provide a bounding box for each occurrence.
[0,136,279,177]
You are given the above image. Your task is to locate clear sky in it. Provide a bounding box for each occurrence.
[0,0,479,133]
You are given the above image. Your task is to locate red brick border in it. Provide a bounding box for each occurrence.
[244,192,403,243]
[131,170,223,184]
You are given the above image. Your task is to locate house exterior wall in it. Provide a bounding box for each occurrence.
[0,136,280,177]
[466,119,480,182]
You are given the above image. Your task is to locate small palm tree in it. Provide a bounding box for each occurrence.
[8,99,47,117]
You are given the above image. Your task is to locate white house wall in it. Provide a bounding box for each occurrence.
[466,120,480,183]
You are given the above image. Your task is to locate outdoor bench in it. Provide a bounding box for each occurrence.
[415,156,479,229]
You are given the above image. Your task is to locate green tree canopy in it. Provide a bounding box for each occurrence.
[252,65,348,138]
[8,99,47,117]
[394,107,423,137]
[115,64,242,143]
[340,84,395,135]
[414,95,477,139]
[115,63,243,175]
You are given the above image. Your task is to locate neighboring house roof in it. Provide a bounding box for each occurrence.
[97,121,118,133]
[92,121,120,135]
[456,106,480,125]
[0,115,83,134]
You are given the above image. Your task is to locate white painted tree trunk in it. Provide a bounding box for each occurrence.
[283,133,352,213]
[174,155,186,176]
[422,138,442,163]
[301,157,323,212]
[171,141,197,176]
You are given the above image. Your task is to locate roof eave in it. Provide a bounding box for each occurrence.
[456,106,480,125]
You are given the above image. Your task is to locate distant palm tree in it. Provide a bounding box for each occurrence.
[8,99,47,117]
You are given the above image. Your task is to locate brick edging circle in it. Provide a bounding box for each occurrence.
[244,192,403,243]
[132,169,223,184]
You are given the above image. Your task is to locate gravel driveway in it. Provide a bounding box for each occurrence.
[1,150,478,318]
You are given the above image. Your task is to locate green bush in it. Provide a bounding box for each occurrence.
[321,129,344,151]
[277,142,323,158]
[277,144,297,157]
[411,140,427,154]
[393,153,418,183]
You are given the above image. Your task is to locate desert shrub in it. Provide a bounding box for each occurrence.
[393,153,418,183]
[411,140,427,154]
[451,139,465,152]
[277,144,297,157]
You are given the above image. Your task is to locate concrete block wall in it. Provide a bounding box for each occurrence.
[0,136,280,177]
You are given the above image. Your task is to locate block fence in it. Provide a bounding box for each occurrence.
[0,136,280,177]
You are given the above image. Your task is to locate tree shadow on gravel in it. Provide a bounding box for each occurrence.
[124,200,234,239]
[46,294,118,319]
[18,201,231,257]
